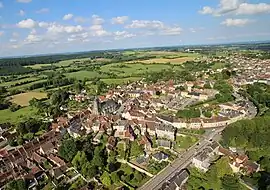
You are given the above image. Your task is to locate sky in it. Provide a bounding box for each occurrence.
[0,0,270,57]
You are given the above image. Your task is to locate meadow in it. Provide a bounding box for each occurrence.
[10,92,48,106]
[0,107,38,124]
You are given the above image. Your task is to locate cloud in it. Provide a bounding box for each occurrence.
[161,27,182,35]
[111,16,129,24]
[92,15,104,25]
[199,6,214,14]
[63,14,73,21]
[17,19,36,28]
[0,31,4,36]
[17,0,32,3]
[221,18,253,26]
[74,17,88,23]
[126,20,164,29]
[236,3,270,15]
[19,10,25,16]
[0,2,3,8]
[47,24,83,34]
[114,31,136,40]
[199,0,270,16]
[36,8,49,14]
[38,22,49,28]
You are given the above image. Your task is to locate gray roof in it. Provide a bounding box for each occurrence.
[152,152,169,161]
[209,141,219,151]
[157,140,171,148]
[156,123,175,133]
[194,147,212,162]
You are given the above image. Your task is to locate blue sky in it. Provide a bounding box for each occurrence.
[0,0,270,57]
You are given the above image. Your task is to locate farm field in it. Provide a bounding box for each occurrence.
[10,92,48,106]
[56,58,91,67]
[101,77,141,85]
[24,64,53,69]
[100,63,173,77]
[211,62,227,70]
[0,107,38,124]
[131,57,195,64]
[9,79,47,91]
[65,70,107,80]
[0,77,40,87]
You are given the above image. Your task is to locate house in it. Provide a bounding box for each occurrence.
[201,117,229,128]
[32,152,46,164]
[139,134,152,151]
[152,152,169,162]
[157,139,171,149]
[156,124,175,140]
[49,166,67,180]
[187,118,202,129]
[107,136,117,151]
[39,142,55,155]
[48,155,66,167]
[160,170,189,190]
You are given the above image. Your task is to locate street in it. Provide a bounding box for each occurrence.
[138,128,223,190]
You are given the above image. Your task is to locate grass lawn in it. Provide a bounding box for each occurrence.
[10,91,47,106]
[65,70,105,80]
[101,77,141,85]
[175,135,198,150]
[0,106,38,124]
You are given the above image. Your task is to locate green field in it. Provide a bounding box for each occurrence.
[211,62,227,70]
[56,58,90,67]
[9,79,47,91]
[100,63,173,77]
[65,70,106,80]
[101,77,141,85]
[10,91,47,106]
[0,77,40,87]
[175,135,198,150]
[0,107,38,124]
[24,64,53,69]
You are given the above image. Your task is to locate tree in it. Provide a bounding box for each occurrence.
[111,171,120,183]
[81,162,97,179]
[6,179,27,190]
[130,141,144,157]
[100,171,112,187]
[221,175,241,190]
[176,108,200,119]
[134,170,143,182]
[59,138,78,162]
[72,151,88,170]
[91,146,106,168]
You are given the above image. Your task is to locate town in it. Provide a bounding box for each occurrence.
[2,46,270,189]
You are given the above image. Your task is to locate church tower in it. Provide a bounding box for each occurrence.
[92,97,100,115]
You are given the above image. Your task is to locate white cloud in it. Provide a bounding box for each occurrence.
[63,14,73,21]
[114,31,136,40]
[36,8,49,14]
[17,0,32,3]
[19,10,25,16]
[74,17,88,23]
[199,6,214,14]
[25,34,42,43]
[47,24,83,34]
[38,22,49,28]
[17,19,36,28]
[221,18,253,26]
[111,16,129,24]
[0,2,3,8]
[126,20,164,29]
[92,15,104,25]
[10,39,17,42]
[161,27,182,35]
[199,0,270,16]
[236,3,270,15]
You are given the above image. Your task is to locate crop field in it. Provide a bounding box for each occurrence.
[65,70,107,80]
[10,91,47,106]
[56,58,91,67]
[131,57,196,64]
[101,77,141,85]
[24,64,53,69]
[0,77,40,87]
[100,63,173,77]
[9,79,47,91]
[0,107,38,124]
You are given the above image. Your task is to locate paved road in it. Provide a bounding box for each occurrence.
[138,128,223,190]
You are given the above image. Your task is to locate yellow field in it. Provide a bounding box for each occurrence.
[24,64,52,69]
[10,92,47,106]
[127,57,195,64]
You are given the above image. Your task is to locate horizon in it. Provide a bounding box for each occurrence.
[0,0,270,57]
